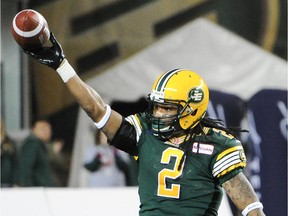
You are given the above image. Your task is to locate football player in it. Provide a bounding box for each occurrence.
[23,33,265,216]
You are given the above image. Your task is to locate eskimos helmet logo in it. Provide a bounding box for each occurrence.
[189,88,204,103]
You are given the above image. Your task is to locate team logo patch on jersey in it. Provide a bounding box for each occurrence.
[239,150,247,162]
[189,88,204,103]
[192,142,214,155]
[165,135,189,147]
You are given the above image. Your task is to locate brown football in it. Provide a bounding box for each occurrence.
[11,9,50,50]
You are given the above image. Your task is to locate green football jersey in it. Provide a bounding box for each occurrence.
[126,114,246,216]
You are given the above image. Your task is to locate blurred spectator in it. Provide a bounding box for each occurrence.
[84,130,130,187]
[1,119,18,187]
[47,139,68,187]
[16,118,54,187]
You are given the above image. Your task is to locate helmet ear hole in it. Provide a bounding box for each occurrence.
[192,109,198,116]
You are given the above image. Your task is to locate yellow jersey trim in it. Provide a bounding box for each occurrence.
[217,146,243,161]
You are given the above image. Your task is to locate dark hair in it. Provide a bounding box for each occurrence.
[199,117,248,138]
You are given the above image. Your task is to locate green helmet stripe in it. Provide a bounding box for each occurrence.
[155,69,180,92]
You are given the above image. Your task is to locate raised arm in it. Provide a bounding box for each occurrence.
[23,32,122,141]
[222,172,265,216]
[65,74,122,139]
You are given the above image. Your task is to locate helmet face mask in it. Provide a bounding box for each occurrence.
[146,69,209,140]
[147,100,182,140]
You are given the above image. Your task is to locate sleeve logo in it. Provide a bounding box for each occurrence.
[239,149,247,162]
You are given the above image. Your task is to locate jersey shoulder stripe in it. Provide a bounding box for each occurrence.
[213,146,246,178]
[125,114,142,141]
[216,145,242,161]
[214,161,245,178]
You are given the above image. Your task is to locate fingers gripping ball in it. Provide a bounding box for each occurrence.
[11,9,50,50]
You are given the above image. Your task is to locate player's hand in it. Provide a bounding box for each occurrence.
[23,32,65,70]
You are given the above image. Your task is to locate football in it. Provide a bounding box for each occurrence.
[11,9,50,50]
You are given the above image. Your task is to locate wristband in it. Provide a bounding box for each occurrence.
[56,59,76,82]
[242,202,263,216]
[94,105,112,129]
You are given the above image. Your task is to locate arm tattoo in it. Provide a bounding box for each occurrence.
[223,172,259,209]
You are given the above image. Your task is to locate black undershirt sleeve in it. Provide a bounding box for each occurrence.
[109,118,138,156]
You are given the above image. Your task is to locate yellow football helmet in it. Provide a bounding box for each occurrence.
[147,69,209,139]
